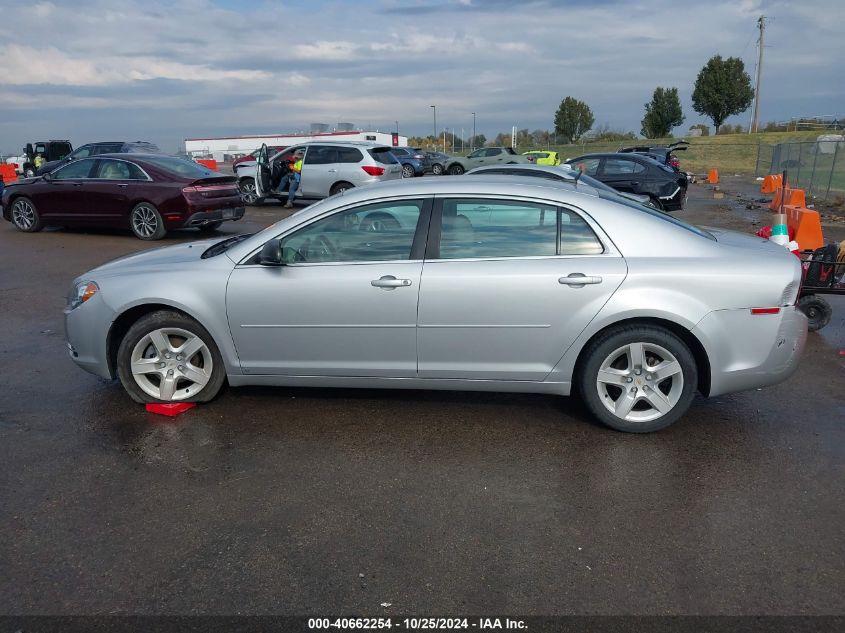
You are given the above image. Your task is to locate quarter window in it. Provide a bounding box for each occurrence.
[52,159,94,179]
[438,199,603,259]
[279,200,424,264]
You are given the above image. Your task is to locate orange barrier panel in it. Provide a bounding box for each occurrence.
[760,174,782,193]
[0,164,17,184]
[783,204,824,251]
[707,168,719,184]
[769,187,807,210]
[196,159,218,171]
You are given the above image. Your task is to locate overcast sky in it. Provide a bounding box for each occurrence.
[1,0,842,154]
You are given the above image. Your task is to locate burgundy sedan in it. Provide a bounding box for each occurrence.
[1,154,245,240]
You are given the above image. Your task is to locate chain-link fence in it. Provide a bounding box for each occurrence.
[755,140,845,203]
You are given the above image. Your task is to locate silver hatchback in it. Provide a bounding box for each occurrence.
[64,177,807,433]
[236,141,403,205]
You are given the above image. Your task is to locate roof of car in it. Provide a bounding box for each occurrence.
[566,152,660,163]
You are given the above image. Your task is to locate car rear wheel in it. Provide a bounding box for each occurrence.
[578,325,697,433]
[129,203,167,240]
[117,310,226,404]
[448,164,465,175]
[330,181,354,196]
[648,196,665,211]
[797,294,832,332]
[10,197,44,232]
[24,167,35,178]
[432,163,444,175]
[401,164,415,178]
[239,178,262,206]
[197,221,223,233]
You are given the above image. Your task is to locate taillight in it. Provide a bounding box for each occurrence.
[750,307,781,315]
[362,166,385,176]
[182,186,199,194]
[413,154,425,159]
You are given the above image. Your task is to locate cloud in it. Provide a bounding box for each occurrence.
[0,0,842,153]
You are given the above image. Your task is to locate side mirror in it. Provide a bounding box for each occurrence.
[42,172,52,182]
[259,239,284,266]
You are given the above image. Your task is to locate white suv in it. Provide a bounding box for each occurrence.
[236,142,403,205]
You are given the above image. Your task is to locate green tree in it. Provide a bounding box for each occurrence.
[468,134,487,148]
[692,55,754,133]
[641,87,685,138]
[554,96,594,143]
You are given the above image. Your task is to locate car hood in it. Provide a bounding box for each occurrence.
[85,238,226,277]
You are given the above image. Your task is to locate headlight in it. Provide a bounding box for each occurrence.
[68,281,99,310]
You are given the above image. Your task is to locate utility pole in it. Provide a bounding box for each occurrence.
[430,105,437,148]
[472,112,476,150]
[750,15,765,133]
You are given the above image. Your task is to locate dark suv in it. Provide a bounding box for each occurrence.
[21,140,73,177]
[35,141,161,176]
[389,147,430,178]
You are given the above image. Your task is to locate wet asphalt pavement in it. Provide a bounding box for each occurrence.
[1,184,843,616]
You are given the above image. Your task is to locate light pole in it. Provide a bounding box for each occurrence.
[430,105,436,148]
[395,120,399,135]
[471,112,476,150]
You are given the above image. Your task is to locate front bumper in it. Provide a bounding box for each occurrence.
[693,305,807,397]
[64,292,116,380]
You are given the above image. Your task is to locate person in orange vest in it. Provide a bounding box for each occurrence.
[284,149,304,209]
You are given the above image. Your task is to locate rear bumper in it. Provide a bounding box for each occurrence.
[693,305,807,397]
[179,205,245,228]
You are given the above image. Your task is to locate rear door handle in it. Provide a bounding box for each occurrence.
[559,273,602,287]
[117,183,128,188]
[371,275,412,289]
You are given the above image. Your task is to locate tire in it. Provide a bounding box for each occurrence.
[432,163,444,176]
[448,164,465,176]
[401,164,415,178]
[24,167,35,178]
[797,295,832,332]
[648,196,665,211]
[330,181,354,196]
[10,196,44,232]
[577,325,697,433]
[197,221,223,233]
[129,202,167,240]
[117,310,226,404]
[239,178,262,206]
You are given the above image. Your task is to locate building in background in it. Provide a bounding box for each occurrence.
[185,126,406,162]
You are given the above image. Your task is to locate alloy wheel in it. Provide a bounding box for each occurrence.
[131,205,159,239]
[401,164,414,178]
[12,199,36,230]
[240,180,257,204]
[130,327,213,401]
[595,342,684,423]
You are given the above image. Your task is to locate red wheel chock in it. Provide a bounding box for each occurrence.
[145,402,196,416]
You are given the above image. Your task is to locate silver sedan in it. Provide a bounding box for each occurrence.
[64,176,807,432]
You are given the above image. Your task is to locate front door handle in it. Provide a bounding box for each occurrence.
[117,183,128,188]
[559,273,602,287]
[371,275,412,289]
[327,169,337,173]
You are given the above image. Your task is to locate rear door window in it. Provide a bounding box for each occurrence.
[304,146,338,165]
[602,158,646,176]
[437,199,603,259]
[336,147,363,163]
[570,157,600,176]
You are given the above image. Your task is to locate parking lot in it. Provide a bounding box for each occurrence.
[1,181,843,616]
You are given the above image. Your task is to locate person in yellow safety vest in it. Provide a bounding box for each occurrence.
[284,149,305,209]
[33,153,44,170]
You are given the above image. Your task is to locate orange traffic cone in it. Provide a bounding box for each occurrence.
[707,168,719,184]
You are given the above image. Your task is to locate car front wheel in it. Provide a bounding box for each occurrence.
[10,197,44,232]
[578,325,697,433]
[117,310,226,404]
[239,178,261,205]
[448,164,465,175]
